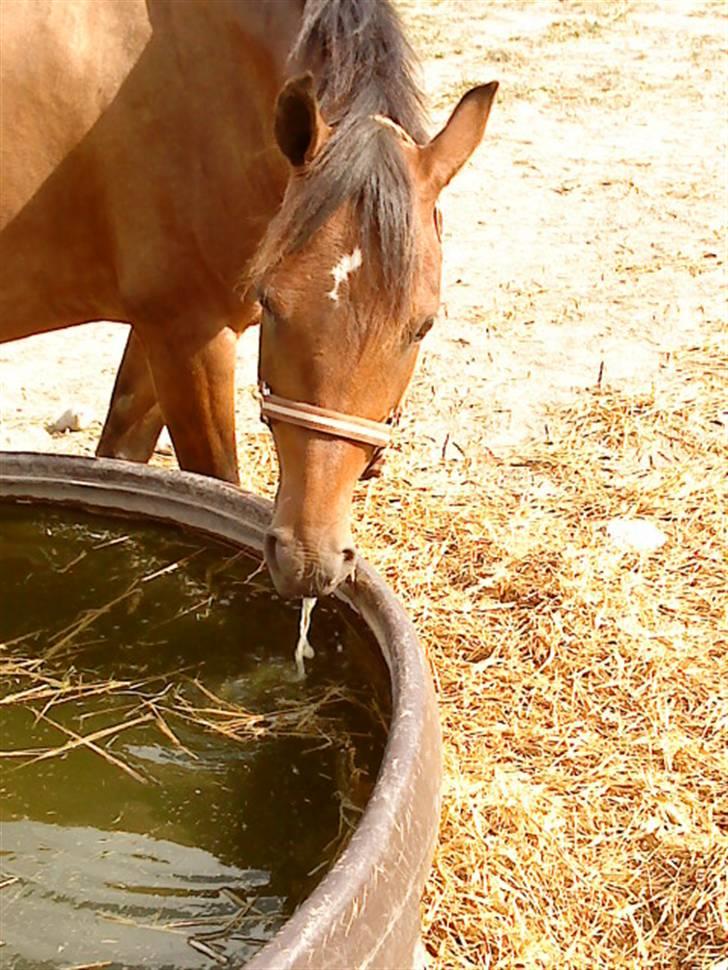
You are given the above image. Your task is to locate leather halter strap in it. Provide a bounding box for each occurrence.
[259,384,394,450]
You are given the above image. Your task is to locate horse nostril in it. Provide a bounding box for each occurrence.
[342,547,356,565]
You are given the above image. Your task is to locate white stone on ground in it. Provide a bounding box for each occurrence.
[606,518,668,553]
[48,407,91,433]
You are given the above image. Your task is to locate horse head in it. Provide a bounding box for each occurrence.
[253,73,498,598]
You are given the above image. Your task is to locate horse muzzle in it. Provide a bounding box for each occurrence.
[264,526,356,599]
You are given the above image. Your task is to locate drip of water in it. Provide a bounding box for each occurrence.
[295,597,317,678]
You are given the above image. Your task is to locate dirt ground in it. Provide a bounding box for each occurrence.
[1,1,726,968]
[1,0,724,458]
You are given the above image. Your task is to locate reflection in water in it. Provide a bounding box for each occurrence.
[0,505,390,968]
[1,821,277,968]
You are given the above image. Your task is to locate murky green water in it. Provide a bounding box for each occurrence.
[0,503,390,969]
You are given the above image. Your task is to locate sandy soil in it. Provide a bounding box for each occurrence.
[2,0,724,461]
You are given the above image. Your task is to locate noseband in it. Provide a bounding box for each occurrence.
[258,383,398,480]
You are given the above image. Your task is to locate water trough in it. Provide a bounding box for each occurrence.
[0,452,441,970]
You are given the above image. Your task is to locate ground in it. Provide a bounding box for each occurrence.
[1,1,726,967]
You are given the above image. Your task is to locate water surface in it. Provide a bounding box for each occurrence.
[0,503,390,969]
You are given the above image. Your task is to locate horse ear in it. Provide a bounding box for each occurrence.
[274,73,328,168]
[420,82,498,194]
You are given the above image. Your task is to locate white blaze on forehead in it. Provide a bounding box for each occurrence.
[328,247,363,303]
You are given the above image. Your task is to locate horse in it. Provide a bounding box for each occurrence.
[0,0,498,598]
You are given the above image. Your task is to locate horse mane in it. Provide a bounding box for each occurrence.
[251,0,428,310]
[293,0,426,137]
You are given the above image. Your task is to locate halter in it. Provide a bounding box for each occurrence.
[256,113,439,480]
[258,383,398,480]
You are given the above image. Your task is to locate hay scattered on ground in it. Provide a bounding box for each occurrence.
[357,341,727,969]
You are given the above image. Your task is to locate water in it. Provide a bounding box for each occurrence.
[0,503,390,969]
[294,597,317,679]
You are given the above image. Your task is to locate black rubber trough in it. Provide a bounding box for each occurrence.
[0,452,441,970]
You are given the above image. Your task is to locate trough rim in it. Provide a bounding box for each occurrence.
[0,452,442,970]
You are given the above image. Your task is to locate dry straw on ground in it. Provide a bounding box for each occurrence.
[234,342,728,969]
[376,343,727,969]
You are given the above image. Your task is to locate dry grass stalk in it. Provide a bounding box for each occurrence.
[1,643,368,789]
[36,711,150,784]
[44,583,140,660]
[10,712,154,770]
[61,963,113,970]
[162,682,350,746]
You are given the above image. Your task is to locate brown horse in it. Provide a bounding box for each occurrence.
[0,0,497,597]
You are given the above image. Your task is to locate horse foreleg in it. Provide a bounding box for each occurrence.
[143,323,239,484]
[96,329,165,462]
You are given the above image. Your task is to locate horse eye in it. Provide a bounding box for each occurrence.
[413,317,435,343]
[256,285,280,319]
[256,289,272,315]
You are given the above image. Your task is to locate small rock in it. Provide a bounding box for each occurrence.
[48,407,91,433]
[606,518,667,553]
[154,427,174,456]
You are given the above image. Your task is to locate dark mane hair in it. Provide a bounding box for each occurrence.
[252,0,428,310]
[293,0,427,137]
